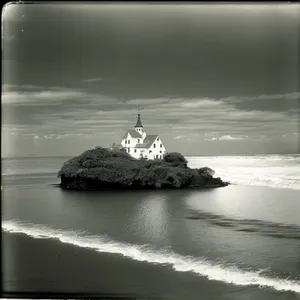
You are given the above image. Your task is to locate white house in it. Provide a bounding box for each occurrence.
[120,113,167,160]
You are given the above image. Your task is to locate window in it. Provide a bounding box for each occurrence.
[135,149,137,153]
[160,150,162,154]
[149,150,152,154]
[160,144,162,148]
[160,155,162,159]
[128,140,130,144]
[125,140,127,144]
[157,137,159,141]
[138,139,140,143]
[156,155,158,159]
[153,143,156,148]
[128,148,130,153]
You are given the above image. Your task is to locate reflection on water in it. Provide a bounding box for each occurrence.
[129,194,170,247]
[3,168,300,282]
[184,185,300,226]
[2,156,300,297]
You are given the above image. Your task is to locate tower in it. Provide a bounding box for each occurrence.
[135,113,143,134]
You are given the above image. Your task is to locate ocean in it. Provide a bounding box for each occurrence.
[2,155,300,300]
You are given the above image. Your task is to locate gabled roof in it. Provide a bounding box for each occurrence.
[143,135,159,148]
[128,130,142,138]
[122,132,129,140]
[134,135,159,149]
[122,130,142,140]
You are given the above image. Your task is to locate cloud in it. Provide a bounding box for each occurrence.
[221,92,300,103]
[180,98,224,108]
[1,87,121,108]
[2,125,26,132]
[2,85,298,147]
[82,78,103,83]
[73,119,131,125]
[34,133,93,140]
[126,98,172,105]
[219,135,245,140]
[206,135,248,141]
[2,90,87,105]
[2,84,81,93]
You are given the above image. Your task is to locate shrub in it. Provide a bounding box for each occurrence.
[58,145,224,190]
[143,159,164,169]
[198,167,215,177]
[163,152,188,165]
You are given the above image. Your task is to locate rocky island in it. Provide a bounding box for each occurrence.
[58,147,229,190]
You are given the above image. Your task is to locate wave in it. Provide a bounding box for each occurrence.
[2,220,300,294]
[213,171,300,190]
[187,155,300,161]
[185,210,300,240]
[187,156,300,190]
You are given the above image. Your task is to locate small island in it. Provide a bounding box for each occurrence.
[57,147,229,190]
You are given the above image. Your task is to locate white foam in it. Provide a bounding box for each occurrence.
[2,220,300,294]
[187,156,300,190]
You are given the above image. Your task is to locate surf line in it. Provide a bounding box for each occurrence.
[2,219,300,294]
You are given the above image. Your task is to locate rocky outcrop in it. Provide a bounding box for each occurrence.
[58,147,229,191]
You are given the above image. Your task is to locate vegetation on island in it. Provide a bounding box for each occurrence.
[57,147,229,190]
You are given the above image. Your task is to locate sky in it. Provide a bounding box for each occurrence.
[2,3,300,157]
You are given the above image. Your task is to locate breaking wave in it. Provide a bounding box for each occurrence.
[187,155,300,190]
[2,219,300,294]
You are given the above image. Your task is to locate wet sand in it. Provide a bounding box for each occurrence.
[2,232,286,300]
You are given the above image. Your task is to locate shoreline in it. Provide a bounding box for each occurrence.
[59,181,230,191]
[2,231,281,300]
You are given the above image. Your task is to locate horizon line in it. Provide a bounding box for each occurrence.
[2,153,299,159]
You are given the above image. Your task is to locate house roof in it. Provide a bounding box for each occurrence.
[143,135,158,148]
[121,128,161,149]
[122,130,142,140]
[135,113,143,128]
[128,130,142,138]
